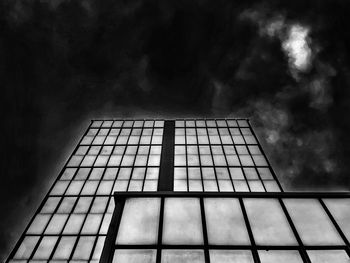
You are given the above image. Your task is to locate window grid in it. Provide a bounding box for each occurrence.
[7,120,164,263]
[7,119,349,263]
[174,119,282,192]
[102,192,350,263]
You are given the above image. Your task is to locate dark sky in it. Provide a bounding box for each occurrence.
[1,0,350,260]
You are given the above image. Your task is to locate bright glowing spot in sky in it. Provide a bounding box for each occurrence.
[282,25,312,72]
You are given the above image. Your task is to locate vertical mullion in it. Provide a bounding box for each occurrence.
[87,121,122,262]
[99,197,126,263]
[110,121,128,193]
[114,121,133,190]
[278,199,311,263]
[239,198,260,263]
[126,120,144,191]
[156,197,165,263]
[49,123,100,260]
[319,198,350,254]
[185,121,189,191]
[225,119,251,192]
[205,120,220,192]
[195,120,205,192]
[28,122,101,261]
[215,120,235,191]
[237,123,267,192]
[142,120,155,191]
[200,197,210,263]
[158,120,175,191]
[246,120,283,192]
[67,122,113,262]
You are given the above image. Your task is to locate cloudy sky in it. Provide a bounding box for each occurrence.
[1,0,350,260]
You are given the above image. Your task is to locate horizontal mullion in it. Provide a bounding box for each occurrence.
[65,165,161,168]
[173,165,270,168]
[113,244,349,250]
[79,144,163,146]
[24,233,107,237]
[174,143,257,146]
[113,191,350,198]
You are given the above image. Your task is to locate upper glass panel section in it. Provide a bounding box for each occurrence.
[174,119,281,192]
[9,120,163,263]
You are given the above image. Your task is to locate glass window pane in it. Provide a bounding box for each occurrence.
[74,197,93,213]
[92,236,106,260]
[233,180,249,192]
[205,198,250,245]
[203,180,218,192]
[90,197,109,213]
[116,198,161,245]
[57,197,76,213]
[218,180,234,192]
[163,198,203,245]
[113,249,156,263]
[174,180,187,191]
[189,180,203,191]
[81,214,103,234]
[248,180,265,192]
[41,197,61,213]
[27,214,50,234]
[284,199,344,245]
[263,181,280,192]
[143,180,158,191]
[323,198,350,241]
[14,236,40,259]
[63,214,85,234]
[72,236,95,260]
[32,236,58,259]
[210,250,254,263]
[128,180,143,191]
[307,250,350,263]
[259,250,303,263]
[52,236,77,260]
[161,250,205,263]
[45,214,68,234]
[174,168,187,180]
[244,198,297,245]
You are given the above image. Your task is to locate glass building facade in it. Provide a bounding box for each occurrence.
[6,119,350,263]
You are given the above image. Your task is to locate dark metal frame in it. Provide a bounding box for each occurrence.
[6,118,350,263]
[5,119,164,263]
[173,118,283,192]
[100,191,350,263]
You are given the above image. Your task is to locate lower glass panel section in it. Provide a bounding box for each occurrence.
[161,249,205,263]
[112,249,157,263]
[209,250,254,263]
[307,250,350,263]
[258,250,303,263]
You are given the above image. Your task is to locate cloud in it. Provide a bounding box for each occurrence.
[282,25,313,76]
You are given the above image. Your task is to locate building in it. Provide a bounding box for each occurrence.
[6,119,350,263]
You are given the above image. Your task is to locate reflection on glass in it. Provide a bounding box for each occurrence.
[307,250,350,263]
[27,214,50,234]
[210,250,254,263]
[204,198,250,245]
[284,199,344,245]
[116,198,160,245]
[259,250,303,263]
[14,236,40,259]
[244,199,297,245]
[32,236,58,259]
[324,198,350,241]
[163,198,203,245]
[52,236,77,260]
[113,249,156,263]
[161,249,205,263]
[72,236,95,260]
